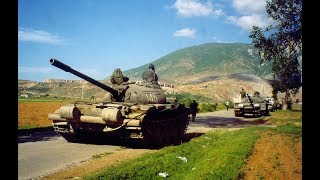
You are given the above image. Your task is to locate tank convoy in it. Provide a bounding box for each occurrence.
[48,58,190,146]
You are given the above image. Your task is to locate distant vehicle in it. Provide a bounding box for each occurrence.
[265,97,275,112]
[233,96,242,106]
[234,92,269,117]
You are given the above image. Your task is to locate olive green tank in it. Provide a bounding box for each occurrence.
[48,58,190,146]
[234,91,269,117]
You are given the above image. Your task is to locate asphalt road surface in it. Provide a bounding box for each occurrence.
[18,109,268,180]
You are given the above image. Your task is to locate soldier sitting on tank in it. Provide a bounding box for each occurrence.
[240,88,246,98]
[110,68,129,85]
[142,64,158,85]
[102,68,129,102]
[253,91,260,97]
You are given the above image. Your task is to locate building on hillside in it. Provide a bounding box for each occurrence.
[20,94,29,98]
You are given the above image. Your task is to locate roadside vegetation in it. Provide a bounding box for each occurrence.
[84,109,301,179]
[166,92,232,112]
[87,127,261,179]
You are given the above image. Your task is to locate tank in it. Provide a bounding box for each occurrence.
[234,91,269,117]
[48,58,190,146]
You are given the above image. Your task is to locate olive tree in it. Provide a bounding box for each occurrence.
[249,0,302,110]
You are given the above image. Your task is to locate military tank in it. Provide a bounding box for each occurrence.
[48,58,190,146]
[234,91,269,117]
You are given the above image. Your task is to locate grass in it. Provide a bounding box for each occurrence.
[92,152,114,160]
[265,108,302,136]
[85,128,261,180]
[268,109,302,126]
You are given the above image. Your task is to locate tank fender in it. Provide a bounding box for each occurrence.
[101,108,124,124]
[59,106,81,119]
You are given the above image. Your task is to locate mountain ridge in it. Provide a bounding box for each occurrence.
[122,42,273,84]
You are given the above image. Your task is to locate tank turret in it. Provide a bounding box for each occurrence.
[48,58,189,147]
[50,58,166,104]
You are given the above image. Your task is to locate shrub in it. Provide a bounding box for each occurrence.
[199,102,217,112]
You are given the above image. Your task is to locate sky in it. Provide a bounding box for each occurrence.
[18,0,274,82]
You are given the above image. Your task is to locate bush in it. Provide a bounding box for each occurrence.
[28,83,50,93]
[199,102,217,112]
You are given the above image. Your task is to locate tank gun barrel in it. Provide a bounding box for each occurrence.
[49,58,119,98]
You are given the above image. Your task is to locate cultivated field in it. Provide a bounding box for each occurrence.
[18,100,70,129]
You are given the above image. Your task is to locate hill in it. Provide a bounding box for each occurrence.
[123,43,273,84]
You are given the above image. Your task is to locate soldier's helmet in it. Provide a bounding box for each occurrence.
[149,64,155,70]
[253,91,260,96]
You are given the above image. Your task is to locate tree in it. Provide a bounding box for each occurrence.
[249,0,302,110]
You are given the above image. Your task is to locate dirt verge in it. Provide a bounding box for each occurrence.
[241,131,302,179]
[41,149,156,179]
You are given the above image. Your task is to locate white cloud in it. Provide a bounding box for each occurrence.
[171,0,223,17]
[18,66,52,74]
[211,36,235,43]
[226,14,272,31]
[226,0,274,31]
[18,28,66,44]
[213,9,224,16]
[173,28,196,38]
[232,0,266,14]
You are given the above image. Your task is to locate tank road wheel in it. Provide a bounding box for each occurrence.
[56,123,81,143]
[234,110,243,117]
[254,110,262,117]
[157,121,169,147]
[175,116,188,145]
[167,121,179,145]
[142,121,160,148]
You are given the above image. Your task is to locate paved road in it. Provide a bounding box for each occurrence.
[187,109,268,133]
[18,109,268,180]
[18,131,122,180]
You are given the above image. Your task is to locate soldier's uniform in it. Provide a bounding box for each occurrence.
[240,89,246,98]
[189,100,198,122]
[102,68,129,102]
[110,68,129,85]
[142,64,158,84]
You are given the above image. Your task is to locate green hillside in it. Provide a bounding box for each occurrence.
[123,42,272,83]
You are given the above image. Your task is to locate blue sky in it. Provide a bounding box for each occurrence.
[18,0,274,82]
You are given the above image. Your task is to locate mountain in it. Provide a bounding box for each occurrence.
[123,42,273,84]
[18,43,279,101]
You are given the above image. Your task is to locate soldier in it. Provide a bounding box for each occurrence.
[110,68,129,85]
[142,64,158,84]
[240,88,246,98]
[225,101,229,111]
[102,68,129,102]
[189,100,198,122]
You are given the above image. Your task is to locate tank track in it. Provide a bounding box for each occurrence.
[52,122,80,143]
[141,110,190,147]
[52,106,190,147]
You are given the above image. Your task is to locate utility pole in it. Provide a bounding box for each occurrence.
[81,82,84,100]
